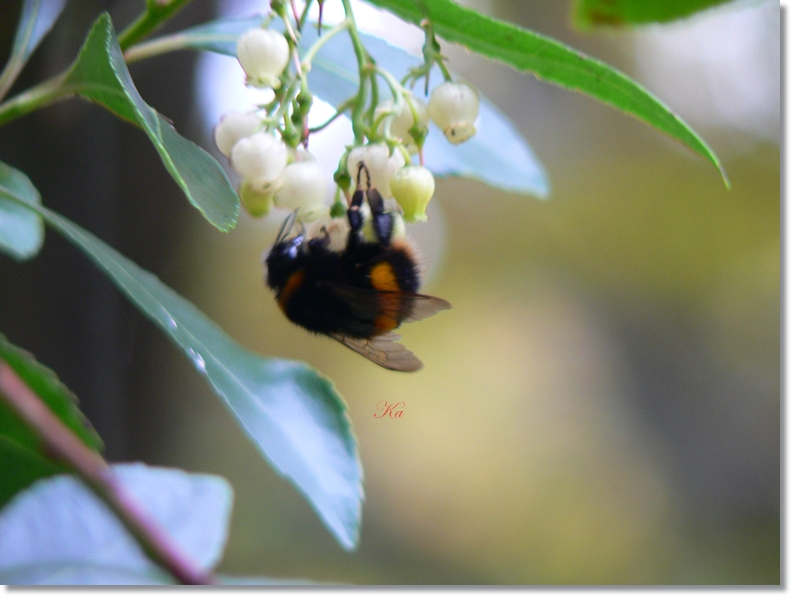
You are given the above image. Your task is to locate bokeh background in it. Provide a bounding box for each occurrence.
[0,0,780,584]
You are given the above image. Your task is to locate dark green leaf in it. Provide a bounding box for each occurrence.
[364,0,728,185]
[0,0,67,99]
[0,160,43,260]
[0,464,232,585]
[0,435,65,508]
[64,13,239,231]
[2,183,362,551]
[0,332,103,455]
[574,0,733,27]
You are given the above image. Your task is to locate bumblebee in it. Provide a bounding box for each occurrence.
[265,164,450,371]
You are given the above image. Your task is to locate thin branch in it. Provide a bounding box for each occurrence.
[117,0,195,51]
[0,361,215,586]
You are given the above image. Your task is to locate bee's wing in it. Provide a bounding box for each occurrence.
[401,294,451,323]
[325,284,451,324]
[329,332,423,372]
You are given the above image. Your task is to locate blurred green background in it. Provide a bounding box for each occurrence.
[0,0,779,584]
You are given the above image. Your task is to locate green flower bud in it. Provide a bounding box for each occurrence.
[389,165,435,223]
[240,179,275,217]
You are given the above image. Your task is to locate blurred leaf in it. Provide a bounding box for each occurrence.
[0,160,43,260]
[64,13,239,232]
[364,0,728,185]
[0,0,67,98]
[0,463,232,585]
[127,15,548,197]
[0,332,103,455]
[2,187,363,551]
[303,26,550,197]
[0,435,64,507]
[0,563,171,585]
[574,0,733,27]
[125,15,265,60]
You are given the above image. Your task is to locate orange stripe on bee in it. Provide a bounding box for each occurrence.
[277,269,305,312]
[371,262,402,333]
[370,262,400,291]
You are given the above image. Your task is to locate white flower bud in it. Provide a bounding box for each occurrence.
[214,110,261,157]
[236,28,290,89]
[239,178,275,217]
[346,143,406,198]
[274,151,328,212]
[389,165,435,223]
[230,131,288,194]
[375,93,428,152]
[427,81,479,144]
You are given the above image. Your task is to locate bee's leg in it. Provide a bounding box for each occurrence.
[347,186,365,233]
[366,187,393,246]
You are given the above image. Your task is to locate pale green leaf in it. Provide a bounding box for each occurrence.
[0,463,232,584]
[0,161,43,260]
[0,0,67,99]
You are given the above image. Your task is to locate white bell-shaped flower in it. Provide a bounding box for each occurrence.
[274,151,328,214]
[236,28,290,89]
[374,92,428,153]
[427,81,479,144]
[231,131,288,194]
[346,143,405,198]
[214,110,261,157]
[389,165,435,223]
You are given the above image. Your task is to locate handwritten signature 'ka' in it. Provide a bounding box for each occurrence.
[374,400,404,418]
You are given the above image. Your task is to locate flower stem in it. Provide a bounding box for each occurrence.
[299,18,351,70]
[0,361,215,585]
[341,0,372,144]
[0,72,71,128]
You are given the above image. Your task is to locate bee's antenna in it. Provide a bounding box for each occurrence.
[356,161,371,191]
[275,210,298,244]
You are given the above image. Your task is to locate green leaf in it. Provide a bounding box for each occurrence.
[0,435,65,508]
[0,0,67,99]
[0,161,44,260]
[64,13,239,232]
[574,0,733,27]
[1,173,363,550]
[364,0,728,185]
[0,464,232,585]
[0,332,103,455]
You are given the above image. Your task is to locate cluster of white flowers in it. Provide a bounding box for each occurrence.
[215,26,481,226]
